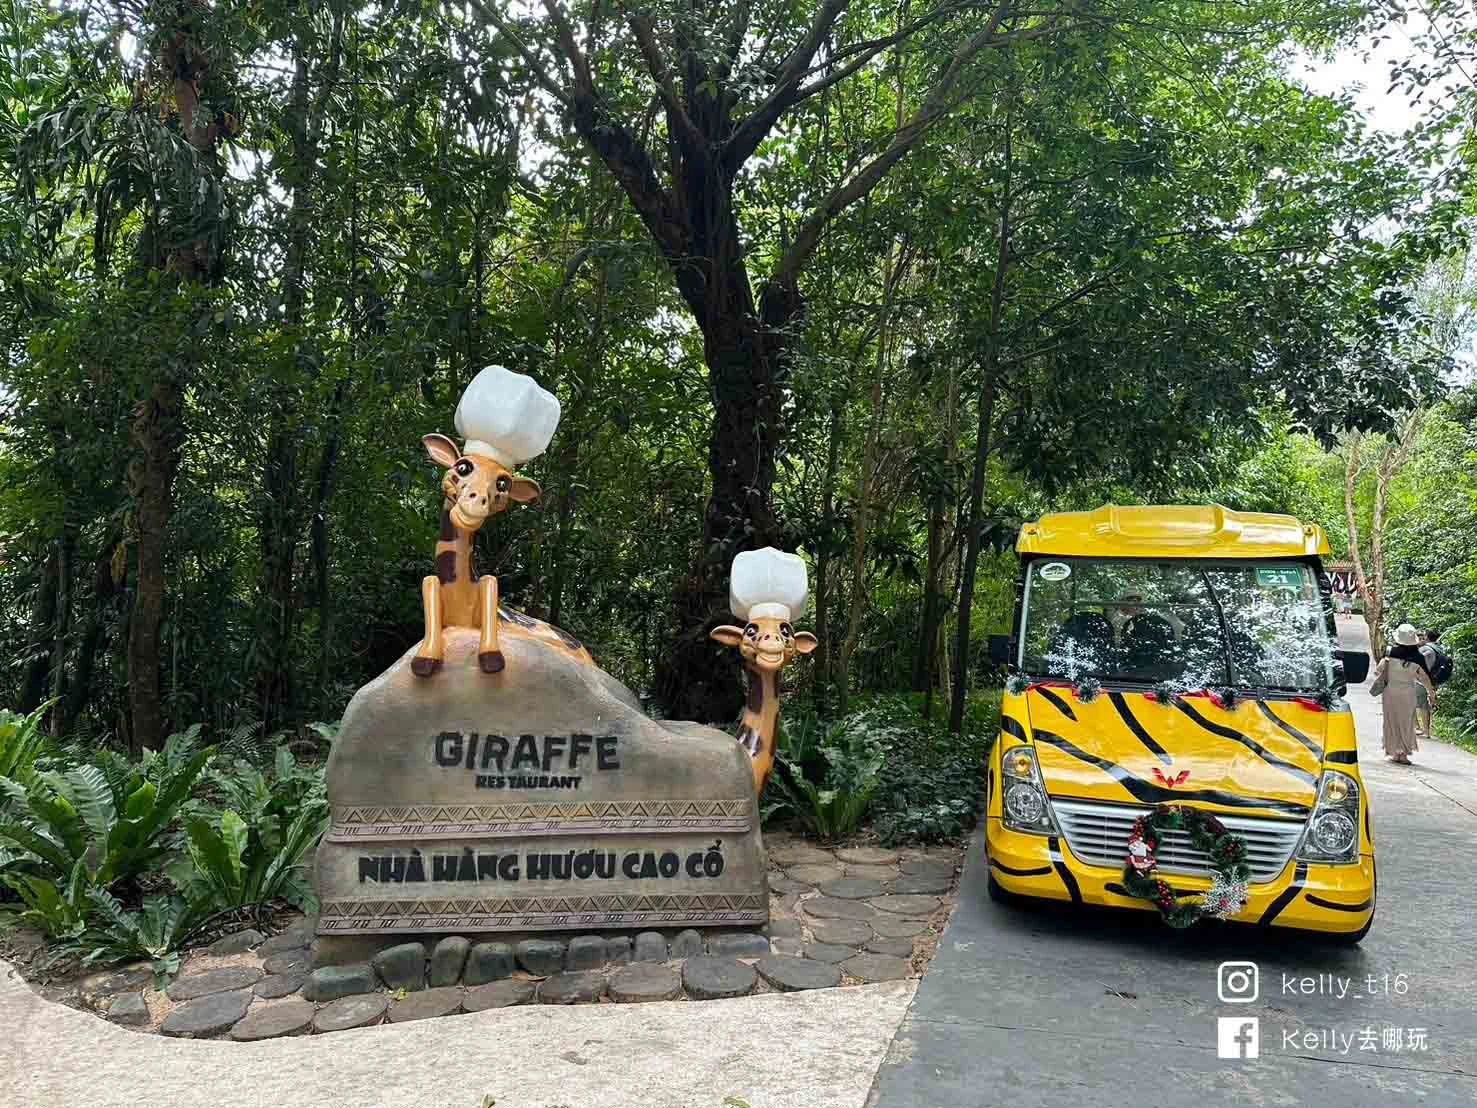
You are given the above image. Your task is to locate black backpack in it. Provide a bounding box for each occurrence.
[1429,644,1454,686]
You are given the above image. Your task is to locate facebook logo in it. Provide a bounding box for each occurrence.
[1217,1017,1260,1060]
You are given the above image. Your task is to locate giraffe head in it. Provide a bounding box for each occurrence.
[423,433,540,532]
[710,618,817,674]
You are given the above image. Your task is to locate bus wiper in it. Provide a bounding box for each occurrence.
[1197,567,1235,687]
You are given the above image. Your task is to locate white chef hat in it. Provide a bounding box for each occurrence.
[453,365,561,469]
[730,547,808,622]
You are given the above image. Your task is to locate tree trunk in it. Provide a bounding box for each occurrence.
[654,271,791,723]
[127,12,229,753]
[20,544,60,713]
[128,374,182,753]
[950,120,1012,734]
[837,247,898,716]
[812,394,844,716]
[313,23,359,696]
[62,529,122,736]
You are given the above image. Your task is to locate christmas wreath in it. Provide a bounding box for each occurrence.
[1121,804,1252,928]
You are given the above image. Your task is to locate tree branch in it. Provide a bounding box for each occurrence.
[465,0,573,106]
[725,0,852,168]
[541,0,595,91]
[628,12,707,153]
[772,2,1030,286]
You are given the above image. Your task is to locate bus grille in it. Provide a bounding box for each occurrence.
[1050,798,1304,883]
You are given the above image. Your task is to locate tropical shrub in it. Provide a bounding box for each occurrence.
[865,693,999,846]
[767,716,885,842]
[0,703,51,789]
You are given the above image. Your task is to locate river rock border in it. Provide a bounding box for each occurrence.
[40,834,961,1039]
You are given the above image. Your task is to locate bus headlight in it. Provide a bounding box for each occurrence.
[1297,770,1361,864]
[1000,745,1055,834]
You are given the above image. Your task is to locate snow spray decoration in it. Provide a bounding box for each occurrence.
[1072,676,1102,704]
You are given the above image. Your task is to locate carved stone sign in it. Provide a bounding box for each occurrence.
[313,626,767,934]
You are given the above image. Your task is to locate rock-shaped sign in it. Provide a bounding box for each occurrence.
[314,624,766,935]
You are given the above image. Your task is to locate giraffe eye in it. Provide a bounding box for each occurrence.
[496,475,510,492]
[744,625,758,638]
[780,623,793,639]
[454,459,474,477]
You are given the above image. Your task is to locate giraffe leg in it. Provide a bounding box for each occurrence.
[411,575,443,677]
[477,574,504,673]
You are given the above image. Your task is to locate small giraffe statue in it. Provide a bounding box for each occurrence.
[412,366,560,678]
[709,548,816,792]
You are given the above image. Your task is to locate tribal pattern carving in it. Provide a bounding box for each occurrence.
[327,798,753,841]
[318,892,767,933]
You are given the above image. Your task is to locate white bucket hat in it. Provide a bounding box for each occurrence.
[1394,623,1419,647]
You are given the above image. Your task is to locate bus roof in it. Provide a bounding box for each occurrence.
[1017,504,1331,560]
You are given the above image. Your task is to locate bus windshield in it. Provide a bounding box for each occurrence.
[1018,557,1334,691]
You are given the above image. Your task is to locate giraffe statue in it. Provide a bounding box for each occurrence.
[412,366,561,678]
[709,548,816,792]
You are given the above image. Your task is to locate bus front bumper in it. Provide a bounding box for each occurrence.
[985,819,1375,935]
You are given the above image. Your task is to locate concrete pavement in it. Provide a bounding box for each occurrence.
[870,616,1477,1107]
[1,966,914,1108]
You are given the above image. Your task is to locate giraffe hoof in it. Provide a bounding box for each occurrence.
[411,655,441,678]
[479,650,506,674]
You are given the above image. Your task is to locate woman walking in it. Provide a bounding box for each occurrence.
[1371,623,1435,765]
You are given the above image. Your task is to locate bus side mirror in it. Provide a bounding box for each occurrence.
[1335,650,1369,686]
[988,634,1013,666]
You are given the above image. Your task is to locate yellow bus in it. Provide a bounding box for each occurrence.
[984,505,1376,941]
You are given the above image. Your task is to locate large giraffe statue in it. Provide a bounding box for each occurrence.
[412,366,560,677]
[709,548,816,792]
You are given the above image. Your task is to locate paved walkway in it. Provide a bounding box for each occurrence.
[869,617,1477,1107]
[1,964,913,1108]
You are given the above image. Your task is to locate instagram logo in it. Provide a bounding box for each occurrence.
[1218,961,1260,1003]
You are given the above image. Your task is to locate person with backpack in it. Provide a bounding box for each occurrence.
[1371,623,1435,764]
[1416,629,1453,737]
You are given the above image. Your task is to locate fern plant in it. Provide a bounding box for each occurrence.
[0,702,53,787]
[0,734,213,945]
[173,798,328,915]
[767,721,885,842]
[81,889,212,981]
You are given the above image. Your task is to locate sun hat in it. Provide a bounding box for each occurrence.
[1394,623,1419,647]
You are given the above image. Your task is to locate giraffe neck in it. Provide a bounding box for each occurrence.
[737,666,781,760]
[435,507,477,587]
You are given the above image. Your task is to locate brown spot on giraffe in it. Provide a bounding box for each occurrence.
[435,549,459,584]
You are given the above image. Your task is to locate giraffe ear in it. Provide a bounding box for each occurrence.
[508,476,541,503]
[422,433,461,468]
[710,625,745,647]
[793,631,818,654]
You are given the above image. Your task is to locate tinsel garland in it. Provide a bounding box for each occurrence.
[1151,682,1175,705]
[1073,676,1102,703]
[1005,673,1029,696]
[1119,804,1252,928]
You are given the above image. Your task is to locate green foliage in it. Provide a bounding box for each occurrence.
[767,717,885,842]
[0,703,51,787]
[79,889,208,982]
[171,747,329,915]
[868,693,999,846]
[763,692,997,844]
[0,736,212,886]
[0,721,330,971]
